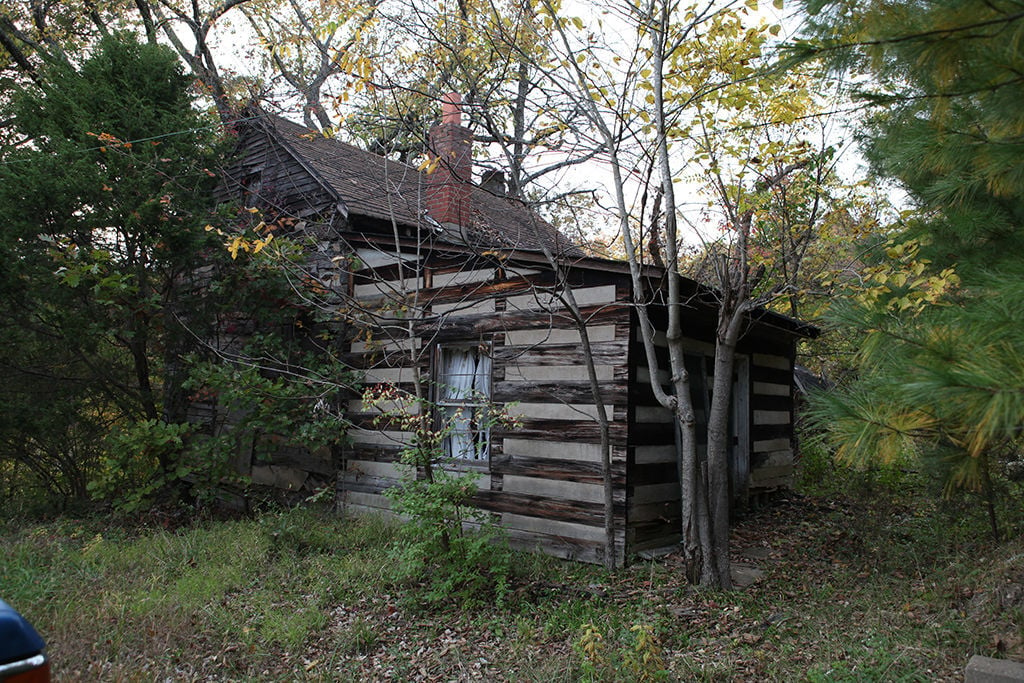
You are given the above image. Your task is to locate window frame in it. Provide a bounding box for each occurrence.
[432,341,493,463]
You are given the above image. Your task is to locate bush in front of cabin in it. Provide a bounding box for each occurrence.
[363,382,519,608]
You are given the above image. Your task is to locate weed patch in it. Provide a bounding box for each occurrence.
[2,492,1022,680]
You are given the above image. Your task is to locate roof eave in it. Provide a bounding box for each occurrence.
[247,111,349,218]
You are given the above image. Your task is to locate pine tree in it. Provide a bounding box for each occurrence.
[798,0,1024,535]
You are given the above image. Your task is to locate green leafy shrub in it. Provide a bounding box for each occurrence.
[363,382,517,608]
[89,419,200,511]
[574,622,668,682]
[387,462,513,608]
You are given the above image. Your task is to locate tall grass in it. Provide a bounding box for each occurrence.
[2,487,1022,680]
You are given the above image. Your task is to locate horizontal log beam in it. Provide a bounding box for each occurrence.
[493,380,628,404]
[493,418,627,444]
[750,365,793,386]
[491,455,626,486]
[473,489,621,527]
[493,340,627,367]
[411,304,629,339]
[629,461,678,487]
[343,444,405,463]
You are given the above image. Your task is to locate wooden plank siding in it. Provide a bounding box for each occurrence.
[624,311,799,555]
[217,125,340,231]
[206,129,353,496]
[338,254,632,566]
[747,350,797,491]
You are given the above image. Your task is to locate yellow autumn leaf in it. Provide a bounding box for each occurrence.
[227,236,250,260]
[417,156,440,174]
[252,234,274,254]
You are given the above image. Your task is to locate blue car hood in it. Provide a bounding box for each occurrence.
[0,599,46,665]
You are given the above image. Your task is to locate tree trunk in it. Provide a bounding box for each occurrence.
[981,453,1000,542]
[666,326,714,584]
[525,213,617,569]
[707,336,737,589]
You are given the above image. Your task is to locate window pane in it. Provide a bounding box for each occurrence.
[474,352,491,397]
[441,406,485,460]
[439,347,477,401]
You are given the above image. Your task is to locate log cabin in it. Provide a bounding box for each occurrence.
[217,100,818,567]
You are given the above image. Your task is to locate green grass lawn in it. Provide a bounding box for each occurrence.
[2,482,1023,681]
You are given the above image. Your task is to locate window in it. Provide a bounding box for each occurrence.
[435,344,492,460]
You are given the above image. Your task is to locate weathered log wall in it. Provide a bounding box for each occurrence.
[340,248,802,565]
[746,351,797,491]
[202,125,351,497]
[339,253,632,566]
[625,319,798,556]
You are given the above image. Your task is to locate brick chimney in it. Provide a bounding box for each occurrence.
[426,93,473,228]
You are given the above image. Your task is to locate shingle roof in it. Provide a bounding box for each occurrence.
[260,114,583,257]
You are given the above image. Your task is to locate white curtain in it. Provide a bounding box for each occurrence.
[441,348,476,402]
[475,352,491,398]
